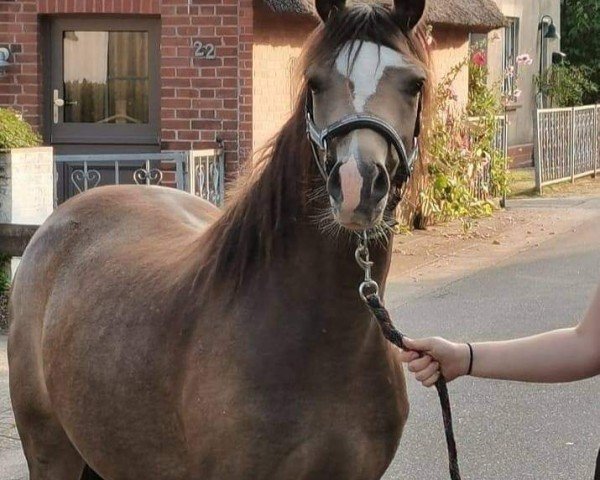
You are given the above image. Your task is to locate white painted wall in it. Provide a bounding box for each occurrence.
[488,0,561,147]
[0,147,54,278]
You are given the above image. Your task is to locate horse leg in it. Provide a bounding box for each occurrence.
[15,412,85,480]
[81,465,104,480]
[9,318,85,479]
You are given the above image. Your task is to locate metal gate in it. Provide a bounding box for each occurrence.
[468,114,508,204]
[54,149,225,207]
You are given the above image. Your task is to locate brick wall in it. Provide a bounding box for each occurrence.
[252,6,315,152]
[0,0,253,176]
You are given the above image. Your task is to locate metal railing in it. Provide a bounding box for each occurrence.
[468,114,508,205]
[54,149,224,207]
[534,104,599,192]
[188,149,225,207]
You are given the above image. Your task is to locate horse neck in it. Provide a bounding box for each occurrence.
[261,206,394,337]
[290,221,393,298]
[195,114,394,329]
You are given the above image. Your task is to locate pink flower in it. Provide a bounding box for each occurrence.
[472,51,486,67]
[516,53,533,66]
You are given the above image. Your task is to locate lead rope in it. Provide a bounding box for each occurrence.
[355,232,461,480]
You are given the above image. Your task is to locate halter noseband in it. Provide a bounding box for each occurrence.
[305,91,422,183]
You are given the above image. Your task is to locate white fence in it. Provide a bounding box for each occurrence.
[534,105,599,192]
[54,149,225,207]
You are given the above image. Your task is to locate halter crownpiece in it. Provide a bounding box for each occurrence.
[305,91,422,182]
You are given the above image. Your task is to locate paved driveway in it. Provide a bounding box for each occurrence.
[0,336,26,480]
[384,198,600,479]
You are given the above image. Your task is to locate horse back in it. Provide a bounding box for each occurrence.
[8,185,218,479]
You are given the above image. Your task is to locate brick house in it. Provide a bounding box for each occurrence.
[0,0,253,185]
[0,0,504,196]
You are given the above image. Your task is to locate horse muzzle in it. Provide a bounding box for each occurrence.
[327,156,389,230]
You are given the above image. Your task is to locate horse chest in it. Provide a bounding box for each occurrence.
[180,323,408,479]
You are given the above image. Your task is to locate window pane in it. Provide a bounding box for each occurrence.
[503,18,520,96]
[63,31,149,124]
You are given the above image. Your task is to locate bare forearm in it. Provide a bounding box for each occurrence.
[404,286,600,386]
[471,327,600,383]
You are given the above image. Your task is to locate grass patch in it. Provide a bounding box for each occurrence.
[543,174,600,196]
[507,168,600,198]
[508,168,537,198]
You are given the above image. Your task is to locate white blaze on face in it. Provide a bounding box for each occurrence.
[338,157,362,214]
[332,41,407,218]
[335,41,408,113]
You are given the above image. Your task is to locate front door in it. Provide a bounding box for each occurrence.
[46,17,160,153]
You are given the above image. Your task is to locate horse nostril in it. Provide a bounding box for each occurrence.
[327,162,343,204]
[372,163,389,204]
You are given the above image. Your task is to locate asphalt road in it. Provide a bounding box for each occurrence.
[385,197,600,480]
[1,197,599,479]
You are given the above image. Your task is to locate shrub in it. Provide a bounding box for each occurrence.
[535,63,598,107]
[0,253,10,296]
[0,270,9,297]
[0,108,42,151]
[415,53,509,230]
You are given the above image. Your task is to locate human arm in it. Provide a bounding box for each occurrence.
[402,286,600,386]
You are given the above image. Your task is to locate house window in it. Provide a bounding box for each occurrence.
[469,33,488,57]
[503,17,520,99]
[63,31,150,124]
[48,17,160,149]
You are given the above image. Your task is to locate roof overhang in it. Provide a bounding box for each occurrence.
[261,0,507,33]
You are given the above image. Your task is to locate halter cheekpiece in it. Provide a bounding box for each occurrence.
[305,90,422,183]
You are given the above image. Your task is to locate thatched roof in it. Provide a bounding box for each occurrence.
[426,0,506,32]
[261,0,506,32]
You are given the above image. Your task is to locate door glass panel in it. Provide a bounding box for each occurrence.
[63,31,149,124]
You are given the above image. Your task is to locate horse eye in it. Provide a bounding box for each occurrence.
[307,77,324,94]
[409,79,424,95]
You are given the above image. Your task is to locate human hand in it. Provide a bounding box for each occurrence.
[402,337,472,386]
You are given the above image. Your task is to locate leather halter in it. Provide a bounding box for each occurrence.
[305,91,422,183]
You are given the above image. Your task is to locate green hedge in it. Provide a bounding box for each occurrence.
[0,108,42,151]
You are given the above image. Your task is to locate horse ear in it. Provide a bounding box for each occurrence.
[393,0,426,30]
[315,0,346,23]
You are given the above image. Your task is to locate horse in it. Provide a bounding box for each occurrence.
[8,1,431,478]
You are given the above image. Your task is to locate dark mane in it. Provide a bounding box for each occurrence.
[195,3,432,290]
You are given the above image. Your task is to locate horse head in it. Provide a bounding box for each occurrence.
[305,0,428,231]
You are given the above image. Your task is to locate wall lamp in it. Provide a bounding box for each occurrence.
[538,15,560,107]
[0,48,10,76]
[552,51,567,65]
[540,15,560,40]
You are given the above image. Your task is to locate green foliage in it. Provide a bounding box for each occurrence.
[535,63,598,107]
[561,0,600,104]
[417,55,509,229]
[0,253,10,296]
[0,271,9,296]
[467,60,498,117]
[0,108,42,151]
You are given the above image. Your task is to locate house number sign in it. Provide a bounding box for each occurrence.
[193,40,216,59]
